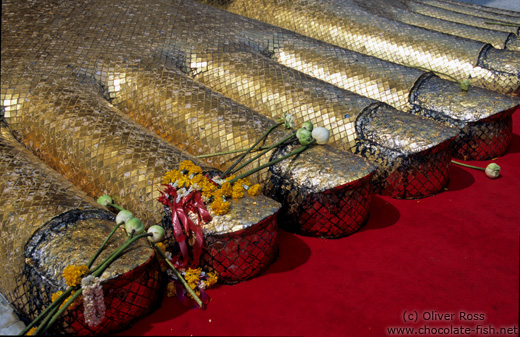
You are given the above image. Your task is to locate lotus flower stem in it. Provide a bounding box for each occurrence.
[87,222,124,268]
[36,232,153,335]
[36,290,83,335]
[196,145,271,158]
[228,132,297,176]
[18,288,74,335]
[107,203,125,211]
[451,160,485,171]
[220,122,283,177]
[228,141,315,184]
[150,242,204,309]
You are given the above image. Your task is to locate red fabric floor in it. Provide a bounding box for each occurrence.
[116,110,519,336]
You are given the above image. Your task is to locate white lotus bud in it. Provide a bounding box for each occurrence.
[147,225,166,243]
[96,195,112,206]
[485,163,500,179]
[116,210,134,225]
[311,127,330,145]
[125,217,145,236]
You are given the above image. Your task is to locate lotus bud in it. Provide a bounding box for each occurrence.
[116,210,134,225]
[296,128,314,145]
[283,113,295,129]
[296,127,307,139]
[96,195,112,206]
[301,121,313,132]
[311,127,330,145]
[460,79,471,91]
[125,217,145,236]
[147,225,166,243]
[485,163,500,179]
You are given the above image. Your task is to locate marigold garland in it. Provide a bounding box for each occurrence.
[162,160,263,217]
[248,184,262,196]
[185,268,202,284]
[205,271,219,288]
[220,182,232,197]
[231,183,245,199]
[51,291,63,303]
[62,265,90,287]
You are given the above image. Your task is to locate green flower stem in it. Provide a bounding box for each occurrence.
[37,232,152,335]
[87,222,124,269]
[90,232,150,276]
[108,203,125,211]
[451,160,485,171]
[228,141,315,184]
[220,122,283,178]
[150,242,204,309]
[228,132,297,176]
[485,21,520,27]
[33,302,62,336]
[37,287,83,335]
[18,287,74,336]
[196,145,270,158]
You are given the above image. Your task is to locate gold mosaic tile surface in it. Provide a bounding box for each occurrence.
[189,49,457,155]
[1,0,372,238]
[0,126,97,301]
[0,126,152,317]
[412,75,519,124]
[405,1,519,33]
[4,76,211,228]
[367,3,519,50]
[97,63,374,187]
[208,0,519,95]
[415,0,520,25]
[269,38,421,113]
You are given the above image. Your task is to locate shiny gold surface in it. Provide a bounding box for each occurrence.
[26,211,153,289]
[269,38,421,113]
[98,63,374,187]
[0,0,495,191]
[208,0,520,95]
[424,0,520,16]
[358,104,455,151]
[412,75,520,125]
[181,47,458,194]
[3,75,214,228]
[415,0,520,25]
[370,3,519,50]
[0,126,152,317]
[189,50,457,156]
[192,50,367,152]
[404,1,519,34]
[263,143,376,199]
[203,194,281,235]
[0,126,95,302]
[397,12,519,51]
[1,0,375,205]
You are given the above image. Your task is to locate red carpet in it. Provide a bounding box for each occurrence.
[116,111,519,336]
